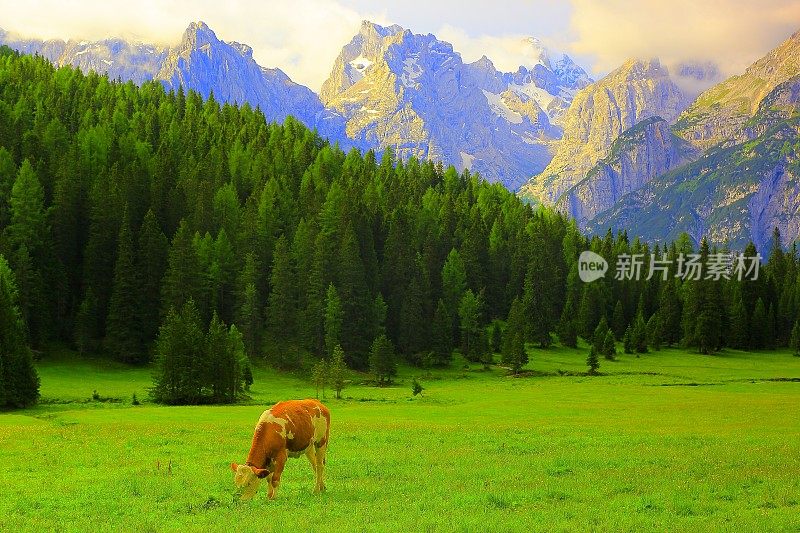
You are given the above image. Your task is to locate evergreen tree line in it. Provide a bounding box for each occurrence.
[0,48,798,405]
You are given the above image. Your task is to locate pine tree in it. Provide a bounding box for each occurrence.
[151,299,205,405]
[330,344,346,399]
[728,287,749,349]
[612,300,626,340]
[236,253,261,357]
[441,248,467,341]
[429,298,453,367]
[623,325,633,354]
[161,220,201,318]
[632,312,649,354]
[0,257,40,408]
[458,289,483,361]
[490,321,503,354]
[137,209,168,346]
[586,346,600,375]
[324,284,343,358]
[369,334,397,385]
[106,210,143,363]
[312,358,328,398]
[790,319,800,356]
[502,297,527,375]
[603,330,616,360]
[592,316,611,356]
[337,226,372,367]
[557,293,579,348]
[751,298,768,349]
[74,288,100,354]
[265,235,296,345]
[646,313,662,351]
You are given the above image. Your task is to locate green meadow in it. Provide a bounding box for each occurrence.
[1,346,799,532]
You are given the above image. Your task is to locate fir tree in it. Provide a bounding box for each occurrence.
[612,300,626,340]
[137,209,168,346]
[106,210,143,363]
[151,299,205,405]
[330,344,346,399]
[312,358,328,398]
[324,284,343,358]
[0,257,40,408]
[623,325,634,354]
[265,235,296,345]
[458,289,483,361]
[429,298,453,367]
[586,346,600,375]
[790,320,800,356]
[369,334,397,385]
[603,330,616,360]
[502,297,527,375]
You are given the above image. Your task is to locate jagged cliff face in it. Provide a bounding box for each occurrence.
[0,23,335,132]
[319,21,590,188]
[519,58,687,203]
[556,117,699,226]
[675,30,800,150]
[155,23,335,130]
[589,77,800,250]
[0,29,166,84]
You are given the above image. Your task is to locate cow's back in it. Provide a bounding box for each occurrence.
[270,399,330,453]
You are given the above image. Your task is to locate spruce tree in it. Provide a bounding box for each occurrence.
[236,253,261,357]
[612,300,626,340]
[502,297,527,375]
[161,220,201,318]
[751,298,768,349]
[623,325,633,354]
[490,321,503,354]
[603,330,616,360]
[265,235,296,345]
[137,209,168,346]
[458,289,482,361]
[369,334,397,385]
[151,299,205,405]
[430,298,453,366]
[330,344,346,399]
[790,319,800,356]
[324,284,343,358]
[557,293,579,348]
[586,346,600,375]
[106,210,143,363]
[0,257,40,408]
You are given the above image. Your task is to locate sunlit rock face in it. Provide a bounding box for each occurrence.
[319,21,591,189]
[519,58,688,204]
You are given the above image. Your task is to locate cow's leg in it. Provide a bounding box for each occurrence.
[305,446,318,488]
[314,443,327,492]
[268,449,288,500]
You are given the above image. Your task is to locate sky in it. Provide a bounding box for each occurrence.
[1,0,799,91]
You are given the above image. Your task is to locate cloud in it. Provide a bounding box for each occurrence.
[568,0,800,78]
[436,25,569,72]
[0,0,386,90]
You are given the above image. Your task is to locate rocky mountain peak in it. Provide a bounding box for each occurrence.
[181,21,218,48]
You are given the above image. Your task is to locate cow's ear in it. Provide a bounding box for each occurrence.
[230,462,239,473]
[251,467,270,479]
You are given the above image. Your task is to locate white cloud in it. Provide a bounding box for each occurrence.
[568,0,800,78]
[436,25,570,72]
[0,0,386,91]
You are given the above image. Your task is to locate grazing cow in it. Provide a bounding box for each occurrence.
[231,399,330,500]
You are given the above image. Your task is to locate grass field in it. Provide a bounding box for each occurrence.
[1,345,799,532]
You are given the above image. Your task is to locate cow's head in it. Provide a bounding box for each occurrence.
[231,462,270,500]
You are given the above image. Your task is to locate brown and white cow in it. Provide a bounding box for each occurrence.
[231,399,330,500]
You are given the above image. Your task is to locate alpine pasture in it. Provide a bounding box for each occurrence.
[1,346,798,532]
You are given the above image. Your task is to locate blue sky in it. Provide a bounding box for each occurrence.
[1,0,798,90]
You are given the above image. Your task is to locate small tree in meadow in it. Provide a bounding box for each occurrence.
[623,325,634,354]
[329,344,346,399]
[602,330,616,361]
[242,364,253,391]
[312,358,328,398]
[586,346,600,375]
[369,334,397,385]
[411,378,424,396]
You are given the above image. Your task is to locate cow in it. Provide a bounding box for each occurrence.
[231,399,330,500]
